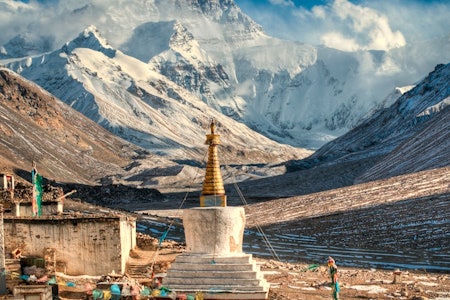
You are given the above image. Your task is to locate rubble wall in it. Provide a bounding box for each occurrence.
[3,216,136,276]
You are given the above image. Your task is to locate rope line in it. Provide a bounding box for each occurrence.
[149,149,208,276]
[233,180,281,261]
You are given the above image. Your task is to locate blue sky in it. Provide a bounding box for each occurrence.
[235,0,450,51]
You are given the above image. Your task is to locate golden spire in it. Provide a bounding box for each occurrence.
[200,119,227,207]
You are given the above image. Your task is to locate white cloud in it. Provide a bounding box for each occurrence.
[237,0,450,51]
[269,0,295,7]
[311,6,326,19]
[329,0,406,51]
[0,1,88,48]
[293,0,407,52]
[367,0,450,42]
[321,31,360,52]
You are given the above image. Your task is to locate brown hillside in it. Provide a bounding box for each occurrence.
[0,67,144,184]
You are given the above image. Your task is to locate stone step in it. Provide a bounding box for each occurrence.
[126,264,149,273]
[167,261,257,272]
[165,274,263,286]
[164,254,269,299]
[166,269,263,280]
[167,270,263,280]
[164,283,267,293]
[172,290,269,300]
[172,254,254,265]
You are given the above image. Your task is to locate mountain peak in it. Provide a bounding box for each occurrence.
[62,25,116,58]
[170,22,195,48]
[187,0,237,19]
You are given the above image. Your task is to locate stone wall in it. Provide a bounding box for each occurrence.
[12,201,63,217]
[3,215,136,276]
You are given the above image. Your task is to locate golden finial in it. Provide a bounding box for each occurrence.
[200,118,226,207]
[210,119,216,134]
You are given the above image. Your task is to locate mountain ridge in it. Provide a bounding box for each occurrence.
[4,26,311,166]
[0,66,310,190]
[307,63,450,168]
[3,0,449,150]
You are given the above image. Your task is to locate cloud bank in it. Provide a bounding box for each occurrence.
[238,0,450,52]
[315,0,406,51]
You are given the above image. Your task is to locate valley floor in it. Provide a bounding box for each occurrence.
[125,247,450,300]
[62,165,450,299]
[134,166,450,272]
[64,197,450,299]
[262,259,450,300]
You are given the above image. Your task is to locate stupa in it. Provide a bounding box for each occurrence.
[164,120,269,299]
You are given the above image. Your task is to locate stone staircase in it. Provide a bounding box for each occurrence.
[163,253,269,300]
[126,263,150,282]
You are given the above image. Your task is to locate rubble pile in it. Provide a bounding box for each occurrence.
[136,232,185,251]
[1,181,64,203]
[41,184,64,201]
[62,183,164,208]
[10,182,32,201]
[0,189,13,204]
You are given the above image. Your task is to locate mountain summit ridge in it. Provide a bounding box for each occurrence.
[3,0,449,150]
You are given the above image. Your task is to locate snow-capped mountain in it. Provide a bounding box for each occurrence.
[4,26,310,167]
[228,63,450,200]
[287,62,450,180]
[0,66,304,190]
[2,0,449,152]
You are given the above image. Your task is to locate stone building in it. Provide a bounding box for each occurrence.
[3,214,136,276]
[1,181,136,277]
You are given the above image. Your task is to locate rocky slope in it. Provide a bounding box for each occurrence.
[0,67,136,184]
[0,67,190,186]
